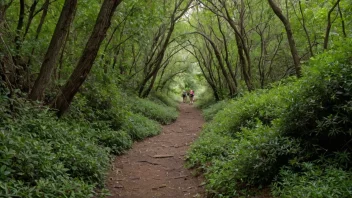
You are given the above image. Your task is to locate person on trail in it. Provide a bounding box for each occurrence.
[189,89,194,104]
[182,90,187,103]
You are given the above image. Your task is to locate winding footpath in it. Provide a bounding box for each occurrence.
[106,103,206,198]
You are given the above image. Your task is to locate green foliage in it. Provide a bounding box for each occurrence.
[122,112,161,141]
[187,41,352,197]
[0,102,109,197]
[202,99,230,121]
[203,86,290,138]
[194,90,217,110]
[130,97,178,124]
[206,124,299,195]
[272,163,352,198]
[94,125,132,155]
[0,176,96,198]
[280,42,352,155]
[186,131,235,169]
[0,76,173,196]
[150,92,179,108]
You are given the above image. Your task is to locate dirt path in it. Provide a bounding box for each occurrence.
[106,103,206,198]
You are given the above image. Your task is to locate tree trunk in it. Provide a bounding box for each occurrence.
[298,1,314,57]
[268,0,301,77]
[14,0,25,55]
[223,6,253,91]
[217,16,237,96]
[142,72,158,98]
[28,0,50,65]
[323,0,340,50]
[337,3,346,38]
[0,1,13,28]
[23,0,39,39]
[28,0,77,101]
[52,0,122,116]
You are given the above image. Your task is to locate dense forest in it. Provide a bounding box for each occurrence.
[0,0,351,197]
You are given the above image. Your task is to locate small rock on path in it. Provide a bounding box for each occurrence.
[106,103,206,198]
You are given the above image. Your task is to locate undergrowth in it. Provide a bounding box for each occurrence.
[187,40,352,197]
[0,77,176,197]
[130,96,178,124]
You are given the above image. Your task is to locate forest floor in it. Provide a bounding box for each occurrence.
[106,103,206,198]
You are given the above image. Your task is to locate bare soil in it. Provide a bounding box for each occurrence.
[106,103,206,198]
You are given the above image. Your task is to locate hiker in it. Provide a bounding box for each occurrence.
[182,90,187,103]
[189,89,194,104]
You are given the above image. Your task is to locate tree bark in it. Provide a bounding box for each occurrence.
[138,0,193,98]
[0,1,13,28]
[268,0,301,77]
[23,0,39,39]
[295,1,314,57]
[197,31,235,96]
[28,0,77,101]
[52,0,122,116]
[27,0,50,68]
[337,3,346,38]
[222,3,253,91]
[14,0,25,55]
[324,0,341,49]
[217,16,237,95]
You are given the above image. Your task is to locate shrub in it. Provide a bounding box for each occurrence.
[272,163,352,198]
[280,43,352,155]
[204,123,300,197]
[130,97,178,124]
[186,131,235,169]
[0,100,112,197]
[0,176,96,198]
[150,92,178,108]
[202,99,230,121]
[203,86,290,138]
[122,112,161,141]
[194,91,217,109]
[95,127,132,155]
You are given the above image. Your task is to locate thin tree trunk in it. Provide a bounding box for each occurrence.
[14,0,25,55]
[27,0,50,68]
[29,0,77,101]
[298,1,314,57]
[268,0,301,77]
[324,0,340,50]
[52,0,123,116]
[23,0,39,39]
[0,1,13,28]
[217,16,237,95]
[223,5,253,91]
[197,32,235,96]
[337,3,346,38]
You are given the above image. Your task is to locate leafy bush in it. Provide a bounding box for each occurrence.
[280,43,352,155]
[272,163,352,198]
[194,91,217,109]
[150,92,179,108]
[187,41,352,197]
[202,99,230,121]
[69,81,127,130]
[0,176,96,198]
[186,131,235,169]
[203,85,289,138]
[204,123,300,197]
[0,103,110,197]
[130,97,178,124]
[122,112,161,141]
[95,126,132,155]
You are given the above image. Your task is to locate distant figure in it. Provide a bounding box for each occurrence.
[182,90,187,103]
[189,89,194,104]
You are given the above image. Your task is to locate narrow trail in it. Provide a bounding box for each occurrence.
[106,103,206,198]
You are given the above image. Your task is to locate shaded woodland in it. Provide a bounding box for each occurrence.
[0,0,351,197]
